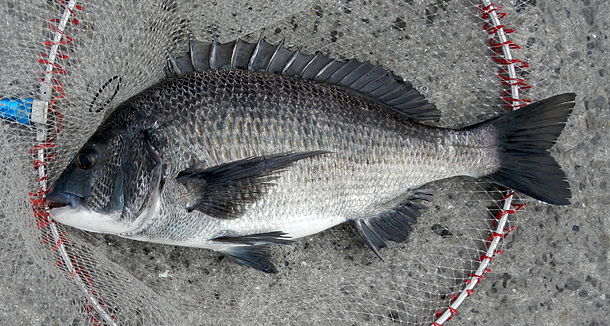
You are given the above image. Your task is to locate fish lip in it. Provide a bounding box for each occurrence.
[46,191,82,209]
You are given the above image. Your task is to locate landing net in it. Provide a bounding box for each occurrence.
[0,0,549,324]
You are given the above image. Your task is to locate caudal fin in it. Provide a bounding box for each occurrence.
[478,93,576,205]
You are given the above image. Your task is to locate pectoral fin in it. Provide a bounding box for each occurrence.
[177,151,329,219]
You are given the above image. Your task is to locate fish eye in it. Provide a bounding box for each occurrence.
[77,151,97,169]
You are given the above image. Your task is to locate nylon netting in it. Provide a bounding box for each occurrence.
[1,0,550,325]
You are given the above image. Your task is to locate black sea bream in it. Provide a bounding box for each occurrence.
[46,39,575,273]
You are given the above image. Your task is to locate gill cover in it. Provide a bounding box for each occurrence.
[48,126,165,234]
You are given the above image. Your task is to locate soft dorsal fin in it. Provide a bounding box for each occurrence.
[167,38,440,121]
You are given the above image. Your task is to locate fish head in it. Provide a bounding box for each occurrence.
[47,124,164,234]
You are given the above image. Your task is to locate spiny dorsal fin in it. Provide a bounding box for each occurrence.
[167,38,440,121]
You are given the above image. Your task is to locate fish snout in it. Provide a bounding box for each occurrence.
[46,190,82,208]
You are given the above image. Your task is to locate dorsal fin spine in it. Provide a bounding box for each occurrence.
[328,59,360,84]
[333,59,364,87]
[314,60,336,81]
[209,40,218,70]
[248,37,264,71]
[282,47,302,75]
[298,52,322,78]
[266,37,286,72]
[230,40,239,69]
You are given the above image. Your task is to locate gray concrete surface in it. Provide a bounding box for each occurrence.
[2,0,608,325]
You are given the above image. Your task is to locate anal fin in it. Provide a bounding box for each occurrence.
[353,189,433,259]
[213,231,294,273]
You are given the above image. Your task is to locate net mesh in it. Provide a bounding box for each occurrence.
[1,0,552,325]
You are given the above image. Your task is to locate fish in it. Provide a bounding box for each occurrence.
[46,38,575,273]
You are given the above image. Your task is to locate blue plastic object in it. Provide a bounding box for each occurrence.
[0,98,33,124]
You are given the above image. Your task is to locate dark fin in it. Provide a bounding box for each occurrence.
[232,38,257,70]
[353,189,433,258]
[213,231,294,245]
[214,231,294,273]
[166,40,208,76]
[177,151,329,219]
[167,52,194,76]
[168,38,440,121]
[474,93,576,205]
[219,245,278,273]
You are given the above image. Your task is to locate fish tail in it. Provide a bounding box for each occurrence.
[477,93,576,205]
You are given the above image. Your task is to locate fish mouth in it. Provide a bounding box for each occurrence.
[46,191,82,209]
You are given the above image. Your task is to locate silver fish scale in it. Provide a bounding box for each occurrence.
[117,69,499,245]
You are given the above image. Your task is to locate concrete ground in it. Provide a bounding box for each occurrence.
[2,0,608,325]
